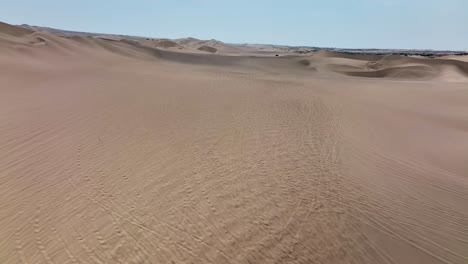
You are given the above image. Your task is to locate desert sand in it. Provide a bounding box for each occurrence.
[1,21,468,264]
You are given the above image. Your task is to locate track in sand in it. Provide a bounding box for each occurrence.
[1,22,468,264]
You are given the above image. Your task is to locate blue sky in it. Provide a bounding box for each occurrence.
[2,0,467,50]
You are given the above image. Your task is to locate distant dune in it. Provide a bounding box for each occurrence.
[154,39,183,49]
[344,65,437,79]
[1,21,468,264]
[197,45,217,53]
[0,21,33,36]
[291,51,468,82]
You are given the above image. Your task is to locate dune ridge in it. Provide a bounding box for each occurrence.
[3,22,467,82]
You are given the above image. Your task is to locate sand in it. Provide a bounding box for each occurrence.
[197,45,218,53]
[1,22,468,264]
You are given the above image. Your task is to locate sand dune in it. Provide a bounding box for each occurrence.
[197,45,217,53]
[1,22,468,264]
[301,51,468,81]
[0,21,33,37]
[154,40,183,49]
[173,37,247,54]
[344,65,437,79]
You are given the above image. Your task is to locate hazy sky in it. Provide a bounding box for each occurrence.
[2,0,468,50]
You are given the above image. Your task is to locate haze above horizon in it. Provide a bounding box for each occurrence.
[2,0,468,50]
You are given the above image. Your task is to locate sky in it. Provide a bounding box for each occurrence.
[2,0,468,50]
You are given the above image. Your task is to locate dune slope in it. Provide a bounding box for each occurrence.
[1,23,468,264]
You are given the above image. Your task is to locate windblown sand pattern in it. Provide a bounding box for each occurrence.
[1,22,468,264]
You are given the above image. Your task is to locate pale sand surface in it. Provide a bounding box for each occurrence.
[1,22,468,264]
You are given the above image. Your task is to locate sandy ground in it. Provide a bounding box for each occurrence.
[1,22,468,264]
